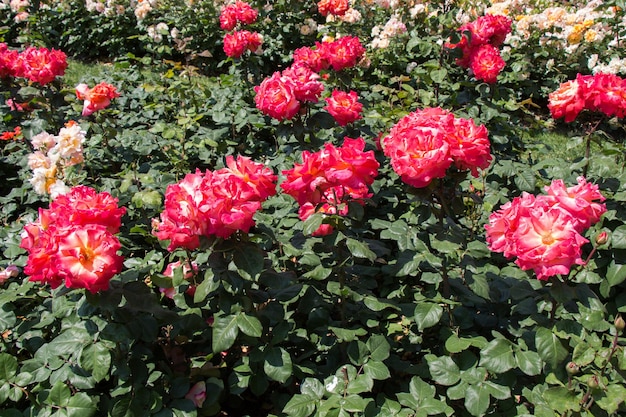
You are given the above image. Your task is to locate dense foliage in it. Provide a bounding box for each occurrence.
[1,0,626,416]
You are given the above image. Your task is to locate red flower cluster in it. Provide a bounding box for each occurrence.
[293,36,366,72]
[325,89,363,126]
[153,156,277,251]
[485,177,606,280]
[75,82,120,116]
[281,137,379,236]
[548,73,626,122]
[317,0,349,17]
[254,63,325,121]
[1,126,22,141]
[223,30,263,58]
[20,186,126,293]
[382,107,492,188]
[447,15,511,84]
[220,1,262,58]
[0,43,67,85]
[219,1,258,31]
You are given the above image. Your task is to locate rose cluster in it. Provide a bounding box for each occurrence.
[254,36,365,121]
[281,137,379,236]
[317,0,349,17]
[75,82,120,117]
[548,72,626,122]
[382,107,492,188]
[219,1,263,58]
[28,121,86,198]
[485,177,606,280]
[293,36,366,72]
[20,186,126,293]
[254,62,325,121]
[0,43,67,85]
[1,126,22,141]
[153,155,277,251]
[446,14,511,84]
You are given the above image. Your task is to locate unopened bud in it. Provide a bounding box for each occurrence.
[595,231,609,246]
[566,361,580,375]
[587,375,600,390]
[615,315,625,332]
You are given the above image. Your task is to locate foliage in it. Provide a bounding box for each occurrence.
[1,0,626,416]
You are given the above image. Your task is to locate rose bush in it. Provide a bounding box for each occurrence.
[0,1,625,416]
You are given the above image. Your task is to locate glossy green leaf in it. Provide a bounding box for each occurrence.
[237,313,263,338]
[426,355,461,386]
[414,303,443,331]
[212,314,239,353]
[535,327,568,370]
[479,339,515,373]
[264,347,292,384]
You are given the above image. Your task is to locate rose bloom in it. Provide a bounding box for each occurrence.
[76,82,120,116]
[281,137,379,235]
[548,76,586,122]
[324,89,363,126]
[584,72,626,119]
[20,186,126,292]
[17,46,68,85]
[0,44,20,78]
[0,265,20,284]
[220,1,257,30]
[445,116,492,176]
[56,224,124,293]
[282,63,324,103]
[317,0,349,16]
[254,72,300,120]
[293,44,330,73]
[469,44,505,84]
[223,31,249,58]
[543,176,606,232]
[50,185,126,233]
[322,36,366,71]
[513,204,588,280]
[382,108,455,188]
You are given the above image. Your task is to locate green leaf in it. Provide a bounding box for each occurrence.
[283,394,316,417]
[300,378,324,400]
[515,350,543,376]
[606,261,626,287]
[66,392,98,417]
[595,383,626,414]
[535,327,568,370]
[302,213,324,235]
[414,303,443,331]
[426,355,461,386]
[430,68,447,84]
[479,339,515,373]
[363,361,390,380]
[212,314,239,353]
[194,269,219,303]
[0,353,18,381]
[232,244,264,280]
[610,225,626,249]
[347,341,368,366]
[367,334,391,361]
[46,381,71,407]
[79,343,112,382]
[514,169,536,192]
[465,384,490,417]
[264,347,292,384]
[541,387,581,413]
[340,394,372,412]
[346,373,374,394]
[236,313,263,338]
[346,238,376,261]
[445,335,472,353]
